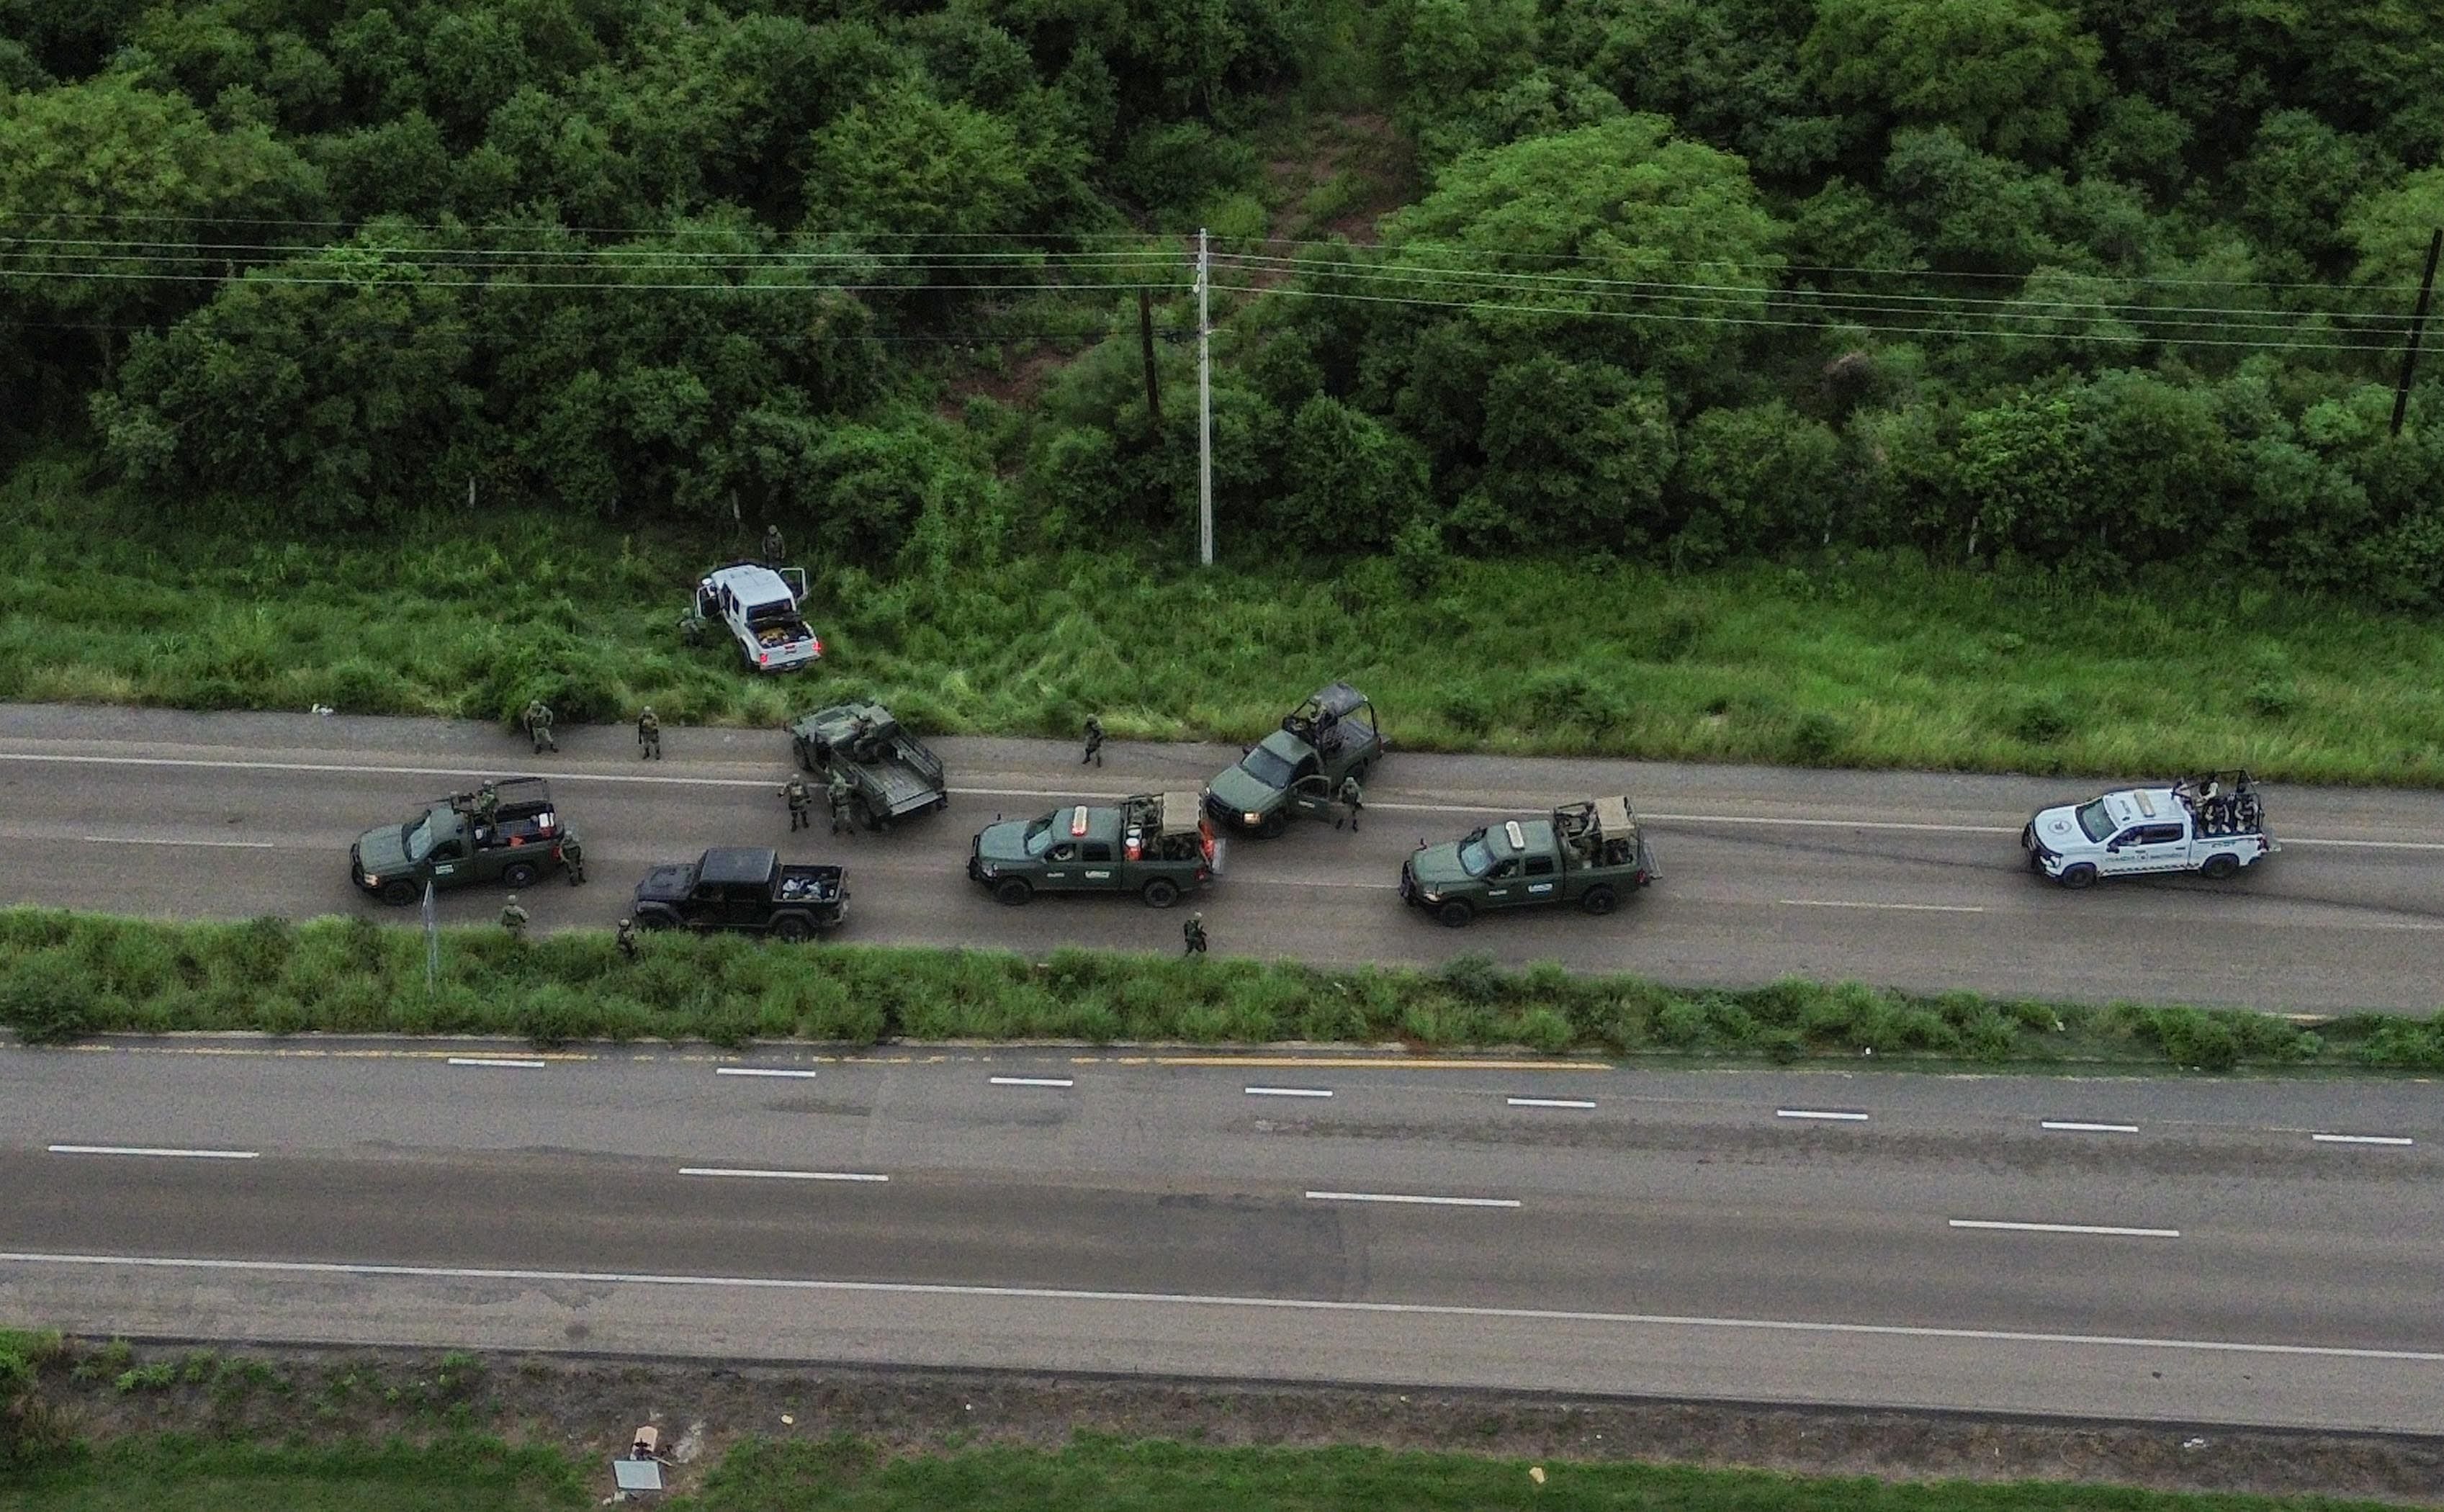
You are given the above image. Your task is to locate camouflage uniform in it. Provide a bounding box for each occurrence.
[637,708,662,760]
[473,781,500,827]
[560,835,586,886]
[500,895,530,940]
[783,775,814,832]
[1334,774,1364,832]
[827,770,856,835]
[763,524,786,565]
[1182,912,1208,957]
[1081,715,1105,768]
[523,699,557,753]
[616,917,639,962]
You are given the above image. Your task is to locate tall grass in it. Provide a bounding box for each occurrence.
[4,908,2438,1071]
[680,1434,2411,1512]
[4,466,2441,780]
[0,1437,587,1511]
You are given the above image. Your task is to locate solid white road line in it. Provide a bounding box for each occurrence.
[1507,1097,1596,1110]
[447,1057,546,1070]
[2041,1121,2139,1133]
[46,1144,258,1160]
[1780,899,1986,914]
[81,834,276,849]
[1245,1086,1333,1098]
[678,1167,887,1183]
[1777,1109,1870,1122]
[2313,1133,2416,1146]
[715,1067,819,1080]
[1306,1190,1521,1208]
[16,751,2444,850]
[12,1251,2435,1362]
[989,1076,1074,1089]
[1950,1220,2180,1238]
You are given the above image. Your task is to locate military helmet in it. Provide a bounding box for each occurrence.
[505,893,518,904]
[619,916,632,927]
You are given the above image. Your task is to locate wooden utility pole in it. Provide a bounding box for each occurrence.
[2391,227,2443,438]
[1196,228,1213,567]
[1138,287,1161,425]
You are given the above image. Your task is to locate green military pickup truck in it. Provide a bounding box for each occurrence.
[1400,796,1658,927]
[787,701,949,829]
[351,777,575,904]
[1205,682,1385,839]
[969,792,1219,908]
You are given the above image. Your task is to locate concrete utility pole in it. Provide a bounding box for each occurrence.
[1196,227,1213,567]
[2389,226,2443,438]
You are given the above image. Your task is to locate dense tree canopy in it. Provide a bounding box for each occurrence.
[0,0,2441,603]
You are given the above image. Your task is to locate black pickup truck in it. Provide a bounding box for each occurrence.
[630,847,847,941]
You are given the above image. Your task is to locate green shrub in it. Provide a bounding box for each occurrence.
[2144,1006,2241,1071]
[0,949,93,1043]
[2010,696,2074,744]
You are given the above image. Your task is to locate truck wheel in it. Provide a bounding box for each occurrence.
[2058,863,2098,890]
[501,862,538,888]
[2201,853,2240,880]
[1257,811,1288,840]
[1580,884,1617,916]
[379,880,418,906]
[1436,899,1475,928]
[637,911,676,932]
[1141,877,1180,909]
[994,878,1033,907]
[771,914,814,943]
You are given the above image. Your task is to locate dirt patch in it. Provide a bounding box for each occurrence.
[31,1339,2444,1505]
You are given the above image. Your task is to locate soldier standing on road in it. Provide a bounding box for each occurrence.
[763,523,785,565]
[826,769,855,835]
[637,706,662,760]
[1334,773,1365,832]
[782,773,814,832]
[1081,714,1105,768]
[500,894,529,940]
[523,698,557,753]
[616,917,639,963]
[1182,911,1208,958]
[560,834,586,886]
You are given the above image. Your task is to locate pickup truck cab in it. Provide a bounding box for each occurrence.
[1401,796,1658,927]
[969,792,1219,908]
[1205,682,1385,839]
[352,777,574,904]
[2023,771,2275,888]
[632,846,847,940]
[789,701,949,829]
[694,561,821,673]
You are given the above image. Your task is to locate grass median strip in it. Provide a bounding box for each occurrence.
[3,906,2443,1075]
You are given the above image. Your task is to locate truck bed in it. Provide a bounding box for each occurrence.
[861,741,947,816]
[775,864,845,905]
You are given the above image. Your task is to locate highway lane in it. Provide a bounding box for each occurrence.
[1,703,2440,1009]
[1,1047,2438,1428]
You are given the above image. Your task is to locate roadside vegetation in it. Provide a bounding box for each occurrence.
[5,0,2444,791]
[6,1337,2430,1506]
[4,477,2440,784]
[4,908,2439,1073]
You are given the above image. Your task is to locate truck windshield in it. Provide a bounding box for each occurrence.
[1239,746,1295,789]
[2075,799,2116,842]
[403,814,437,862]
[1023,819,1057,858]
[1456,836,1496,878]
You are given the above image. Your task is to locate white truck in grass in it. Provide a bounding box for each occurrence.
[691,561,822,672]
[2023,770,2275,888]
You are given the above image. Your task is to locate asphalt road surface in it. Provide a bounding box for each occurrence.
[2,1043,2438,1431]
[1,703,2440,1009]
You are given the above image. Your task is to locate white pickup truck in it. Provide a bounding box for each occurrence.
[692,561,822,673]
[2023,771,2275,888]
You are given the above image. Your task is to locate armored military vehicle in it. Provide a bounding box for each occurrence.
[787,701,949,829]
[969,792,1219,908]
[352,777,577,904]
[1401,796,1658,927]
[1205,682,1385,838]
